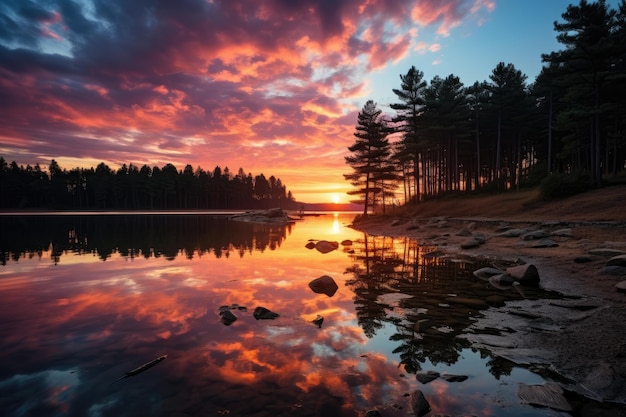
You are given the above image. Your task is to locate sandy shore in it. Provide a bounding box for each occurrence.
[351,208,626,413]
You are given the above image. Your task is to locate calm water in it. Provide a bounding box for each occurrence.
[0,213,565,417]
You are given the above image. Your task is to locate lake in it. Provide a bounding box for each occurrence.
[0,212,565,417]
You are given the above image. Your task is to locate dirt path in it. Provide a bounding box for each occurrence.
[351,186,626,414]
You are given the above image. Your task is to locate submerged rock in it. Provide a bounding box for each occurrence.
[305,241,316,249]
[309,275,339,297]
[517,382,572,411]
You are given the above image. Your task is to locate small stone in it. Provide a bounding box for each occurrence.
[531,238,559,248]
[219,309,238,326]
[315,240,339,254]
[616,281,626,293]
[309,275,339,297]
[253,306,279,320]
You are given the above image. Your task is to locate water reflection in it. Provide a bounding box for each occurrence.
[0,213,564,417]
[0,214,292,264]
[347,235,562,378]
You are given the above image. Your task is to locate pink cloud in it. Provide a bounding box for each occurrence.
[0,0,493,202]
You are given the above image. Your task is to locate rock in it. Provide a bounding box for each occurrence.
[574,255,596,263]
[441,374,468,382]
[305,241,316,249]
[415,371,440,384]
[312,315,324,328]
[473,267,506,281]
[456,222,476,237]
[599,265,626,275]
[517,382,572,411]
[340,239,353,246]
[253,306,280,320]
[219,309,238,325]
[506,264,540,286]
[229,208,295,224]
[489,273,516,289]
[497,228,528,238]
[616,281,626,293]
[308,275,339,297]
[363,410,382,417]
[552,228,573,237]
[531,238,559,248]
[460,238,480,249]
[588,248,626,257]
[409,390,431,417]
[607,254,626,267]
[520,230,550,240]
[315,240,339,254]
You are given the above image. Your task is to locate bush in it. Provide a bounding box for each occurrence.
[539,172,593,200]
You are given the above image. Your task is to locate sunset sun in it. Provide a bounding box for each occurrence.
[331,194,341,204]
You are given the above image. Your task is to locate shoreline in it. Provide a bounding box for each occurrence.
[350,214,626,412]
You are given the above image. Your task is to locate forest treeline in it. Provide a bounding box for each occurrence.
[0,158,296,210]
[345,0,626,214]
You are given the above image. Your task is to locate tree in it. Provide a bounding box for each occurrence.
[344,100,394,214]
[542,0,622,187]
[391,66,427,202]
[488,62,529,190]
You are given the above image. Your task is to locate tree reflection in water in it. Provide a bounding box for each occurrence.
[0,214,292,265]
[345,233,563,377]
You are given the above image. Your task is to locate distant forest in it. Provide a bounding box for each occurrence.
[0,158,296,210]
[345,0,626,214]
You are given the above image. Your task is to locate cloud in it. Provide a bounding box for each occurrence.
[0,0,494,200]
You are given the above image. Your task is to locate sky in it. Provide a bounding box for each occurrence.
[0,0,621,204]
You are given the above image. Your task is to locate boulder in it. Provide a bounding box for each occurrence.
[409,390,431,417]
[309,275,339,297]
[253,306,280,320]
[315,240,339,254]
[616,281,626,293]
[506,264,540,286]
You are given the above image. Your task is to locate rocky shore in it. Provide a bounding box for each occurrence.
[350,196,626,415]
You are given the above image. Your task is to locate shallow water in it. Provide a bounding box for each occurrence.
[0,212,568,416]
